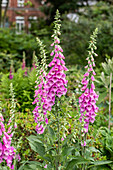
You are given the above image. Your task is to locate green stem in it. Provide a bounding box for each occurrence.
[57,111,60,165]
[83,133,87,170]
[108,72,112,130]
[55,98,60,170]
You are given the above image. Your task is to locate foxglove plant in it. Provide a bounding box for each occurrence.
[31,51,37,71]
[79,28,99,146]
[45,10,68,106]
[24,67,28,76]
[9,68,13,80]
[9,60,14,80]
[0,84,20,169]
[31,10,68,170]
[32,10,68,135]
[32,37,48,134]
[21,52,28,76]
[45,10,68,169]
[22,52,26,70]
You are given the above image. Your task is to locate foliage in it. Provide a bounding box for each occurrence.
[0,28,38,72]
[21,97,113,170]
[60,1,113,66]
[95,57,113,117]
[1,59,113,168]
[1,68,37,112]
[94,127,113,169]
[14,111,38,162]
[19,23,113,170]
[40,0,107,24]
[40,0,80,24]
[31,1,113,67]
[1,2,113,73]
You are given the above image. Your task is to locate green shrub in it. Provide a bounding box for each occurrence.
[1,68,37,112]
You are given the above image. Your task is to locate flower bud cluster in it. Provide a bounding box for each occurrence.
[79,28,99,134]
[32,38,48,134]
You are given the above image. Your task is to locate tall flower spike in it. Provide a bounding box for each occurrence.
[33,10,68,134]
[9,83,16,127]
[45,10,68,108]
[9,60,14,80]
[32,37,48,134]
[0,84,20,169]
[79,28,99,137]
[31,51,37,71]
[42,10,68,113]
[22,51,26,70]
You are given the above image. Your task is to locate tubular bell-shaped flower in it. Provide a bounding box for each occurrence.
[32,38,48,134]
[45,9,68,107]
[79,28,99,135]
[0,84,20,169]
[33,10,68,134]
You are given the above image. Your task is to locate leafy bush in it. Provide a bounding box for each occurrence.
[0,28,38,73]
[1,68,36,112]
[60,1,113,66]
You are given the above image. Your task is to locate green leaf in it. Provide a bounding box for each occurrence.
[18,161,29,170]
[100,72,109,88]
[18,161,42,170]
[48,126,55,139]
[63,134,73,146]
[102,63,110,75]
[66,157,90,170]
[27,135,45,156]
[43,154,52,162]
[0,167,8,170]
[28,162,42,170]
[89,160,113,168]
[100,130,107,137]
[97,92,107,103]
[27,135,43,144]
[88,147,101,153]
[29,141,45,156]
[62,146,75,156]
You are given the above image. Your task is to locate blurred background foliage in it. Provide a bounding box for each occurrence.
[1,1,113,72]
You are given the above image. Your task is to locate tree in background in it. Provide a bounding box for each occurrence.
[97,0,113,4]
[0,0,9,27]
[39,0,108,24]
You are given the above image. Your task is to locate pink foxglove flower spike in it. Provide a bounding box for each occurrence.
[33,10,68,135]
[79,28,99,144]
[9,60,14,80]
[0,84,20,169]
[22,52,26,70]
